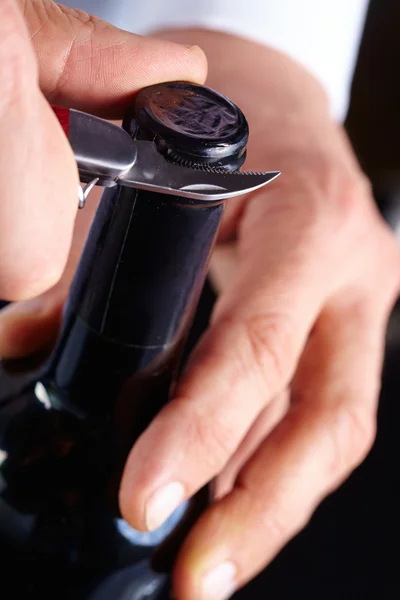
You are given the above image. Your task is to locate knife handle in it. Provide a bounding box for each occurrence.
[50,104,136,185]
[51,104,70,136]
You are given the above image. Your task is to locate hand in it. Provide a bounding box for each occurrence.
[1,21,399,600]
[117,31,400,600]
[0,0,206,353]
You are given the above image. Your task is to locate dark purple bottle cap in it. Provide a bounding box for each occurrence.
[129,81,249,169]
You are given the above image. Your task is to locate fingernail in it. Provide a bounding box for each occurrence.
[145,482,185,531]
[201,562,237,600]
[187,44,206,60]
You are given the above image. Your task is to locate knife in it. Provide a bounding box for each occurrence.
[51,106,280,206]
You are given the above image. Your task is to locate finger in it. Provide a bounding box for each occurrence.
[172,297,389,600]
[210,251,287,498]
[0,185,102,358]
[214,391,289,499]
[0,0,78,300]
[19,0,207,116]
[119,182,337,531]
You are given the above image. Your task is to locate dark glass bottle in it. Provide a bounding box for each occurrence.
[0,82,249,599]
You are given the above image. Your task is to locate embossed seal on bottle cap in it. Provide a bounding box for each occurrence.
[133,82,249,168]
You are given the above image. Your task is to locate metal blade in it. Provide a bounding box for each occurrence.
[118,141,280,201]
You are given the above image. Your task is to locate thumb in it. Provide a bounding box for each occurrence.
[20,0,207,116]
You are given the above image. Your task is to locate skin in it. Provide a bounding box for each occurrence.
[0,3,399,599]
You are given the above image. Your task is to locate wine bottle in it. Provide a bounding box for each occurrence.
[0,81,249,599]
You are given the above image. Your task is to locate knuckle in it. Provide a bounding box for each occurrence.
[327,172,373,238]
[377,231,400,293]
[236,480,310,545]
[259,509,310,549]
[258,498,310,543]
[328,405,376,479]
[348,413,376,466]
[354,223,400,305]
[290,158,373,242]
[260,510,291,542]
[57,5,101,32]
[337,176,367,221]
[188,408,238,475]
[242,313,298,392]
[22,0,100,32]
